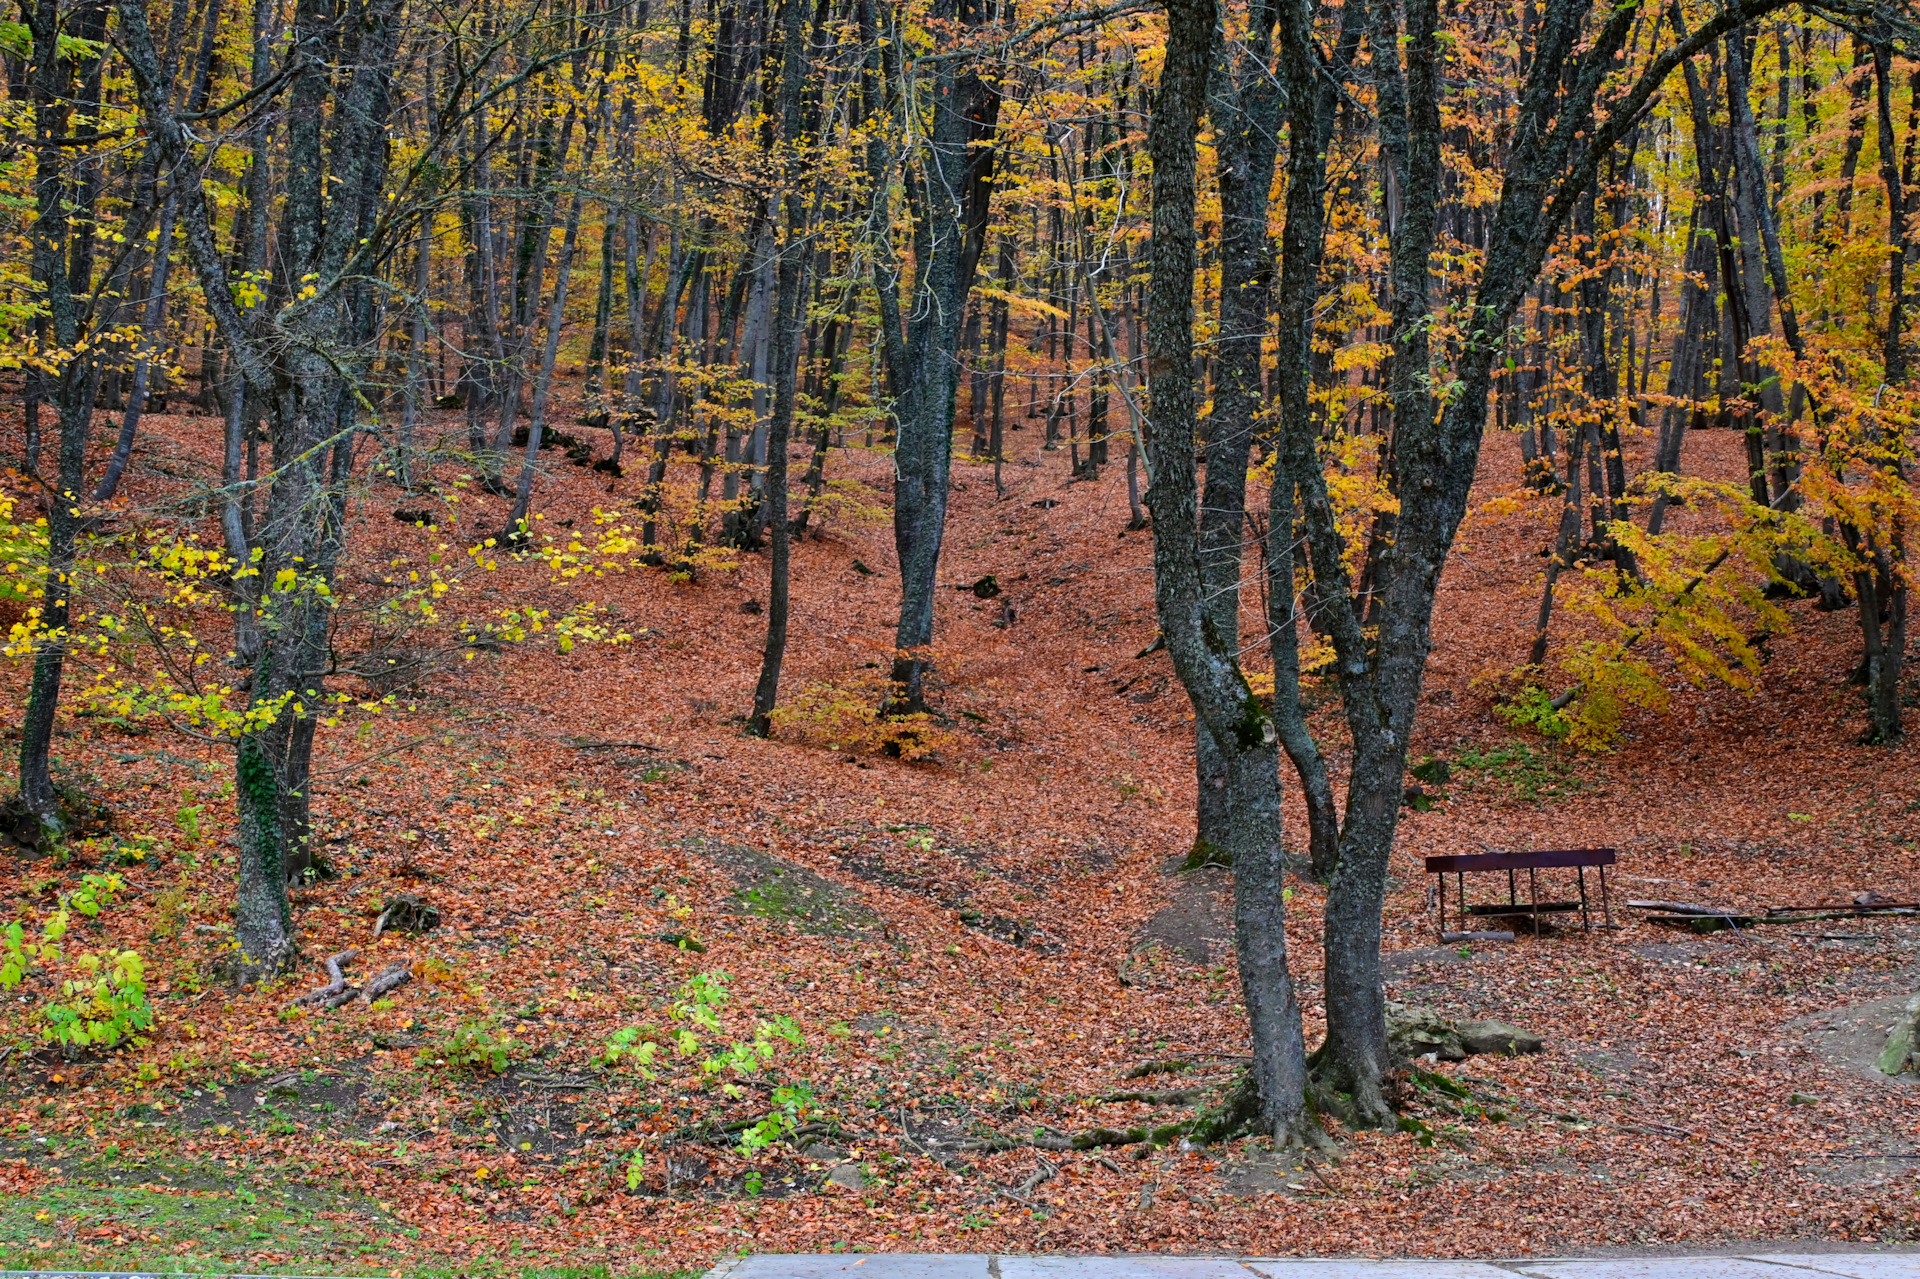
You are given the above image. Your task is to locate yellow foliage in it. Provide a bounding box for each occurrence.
[1549,332,1919,748]
[766,670,959,761]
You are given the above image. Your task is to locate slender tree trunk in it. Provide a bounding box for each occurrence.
[1835,37,1872,240]
[749,0,813,736]
[13,0,108,846]
[1529,421,1586,665]
[795,297,856,537]
[1646,196,1718,536]
[1124,285,1147,529]
[94,190,177,500]
[216,0,275,667]
[398,218,431,490]
[1857,37,1909,744]
[507,114,604,534]
[585,214,618,425]
[1874,38,1908,386]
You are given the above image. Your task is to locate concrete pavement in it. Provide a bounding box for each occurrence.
[701,1254,1920,1279]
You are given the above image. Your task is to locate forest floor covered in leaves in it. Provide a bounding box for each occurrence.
[3,399,1919,1275]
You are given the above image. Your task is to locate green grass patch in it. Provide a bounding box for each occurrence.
[1453,741,1584,802]
[0,1155,692,1279]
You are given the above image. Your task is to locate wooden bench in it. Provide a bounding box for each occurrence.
[1424,848,1617,938]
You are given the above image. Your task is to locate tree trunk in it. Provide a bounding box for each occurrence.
[1146,0,1310,1147]
[1874,38,1908,387]
[1306,0,1442,1130]
[1528,420,1586,666]
[585,213,618,425]
[1191,6,1285,866]
[879,0,999,716]
[13,0,109,846]
[749,0,813,736]
[398,218,431,491]
[1856,37,1909,744]
[94,189,176,501]
[507,111,605,535]
[118,0,405,979]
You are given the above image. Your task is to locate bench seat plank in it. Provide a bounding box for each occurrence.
[1424,848,1615,873]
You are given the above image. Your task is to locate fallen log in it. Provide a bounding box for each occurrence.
[1654,908,1911,932]
[290,950,359,1007]
[357,960,413,1004]
[1645,913,1757,931]
[1763,891,1914,913]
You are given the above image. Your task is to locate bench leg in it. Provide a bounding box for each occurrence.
[1528,867,1541,936]
[1579,865,1591,932]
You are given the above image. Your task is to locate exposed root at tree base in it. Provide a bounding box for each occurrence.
[1306,1046,1398,1132]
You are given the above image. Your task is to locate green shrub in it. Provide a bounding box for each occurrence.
[1494,685,1572,740]
[42,948,153,1050]
[1,873,153,1052]
[422,1017,523,1073]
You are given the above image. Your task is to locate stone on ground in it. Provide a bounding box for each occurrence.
[1386,1001,1542,1062]
[824,1162,867,1190]
[1877,993,1920,1076]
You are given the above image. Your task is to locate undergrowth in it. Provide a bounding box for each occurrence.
[1453,741,1583,802]
[765,674,957,759]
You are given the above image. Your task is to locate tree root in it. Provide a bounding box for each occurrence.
[1307,1070,1394,1132]
[1122,1058,1193,1079]
[1308,1085,1393,1131]
[1304,1039,1397,1132]
[942,1068,1267,1157]
[1137,1069,1335,1152]
[1097,1088,1201,1104]
[1185,1072,1261,1145]
[1016,1158,1058,1196]
[290,950,358,1007]
[957,1133,1061,1153]
[961,1113,1235,1157]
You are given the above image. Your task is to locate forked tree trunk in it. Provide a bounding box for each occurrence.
[879,0,1000,716]
[1145,0,1310,1148]
[120,0,405,980]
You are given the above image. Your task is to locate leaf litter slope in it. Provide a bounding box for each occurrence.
[2,403,1919,1272]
